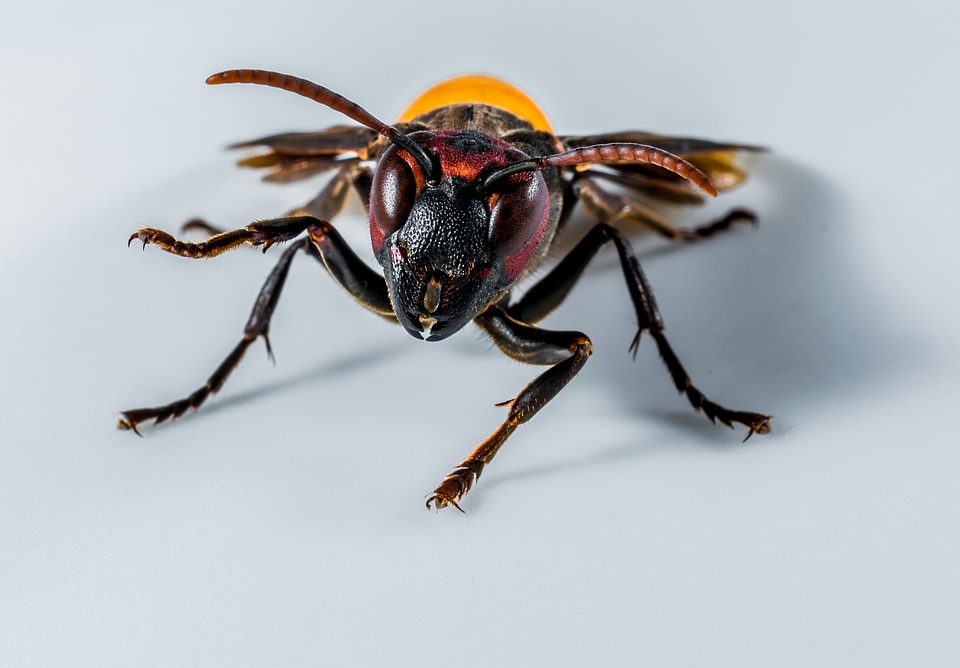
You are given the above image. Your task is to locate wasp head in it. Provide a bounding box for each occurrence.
[369,130,550,341]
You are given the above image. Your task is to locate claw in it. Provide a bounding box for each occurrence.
[127,228,157,250]
[628,329,642,359]
[127,231,149,249]
[741,415,773,443]
[263,333,276,365]
[742,415,772,442]
[426,493,465,513]
[117,417,143,437]
[427,463,480,512]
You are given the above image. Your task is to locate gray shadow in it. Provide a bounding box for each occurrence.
[579,156,915,429]
[129,342,404,430]
[208,343,403,414]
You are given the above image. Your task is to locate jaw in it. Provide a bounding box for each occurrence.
[417,315,438,340]
[393,299,481,342]
[385,262,507,342]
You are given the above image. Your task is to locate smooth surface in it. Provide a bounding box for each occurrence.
[2,1,958,666]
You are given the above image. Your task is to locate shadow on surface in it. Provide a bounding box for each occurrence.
[131,342,405,429]
[573,156,913,429]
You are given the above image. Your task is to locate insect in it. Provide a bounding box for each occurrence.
[119,69,771,511]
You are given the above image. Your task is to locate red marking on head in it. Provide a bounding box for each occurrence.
[425,130,516,182]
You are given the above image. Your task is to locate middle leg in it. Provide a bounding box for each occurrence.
[508,222,770,438]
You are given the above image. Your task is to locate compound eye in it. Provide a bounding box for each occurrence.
[370,144,426,250]
[488,171,549,261]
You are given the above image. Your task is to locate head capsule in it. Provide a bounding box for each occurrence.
[369,130,550,341]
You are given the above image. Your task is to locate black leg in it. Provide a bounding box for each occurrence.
[305,220,393,317]
[120,216,393,433]
[119,239,308,433]
[508,222,770,438]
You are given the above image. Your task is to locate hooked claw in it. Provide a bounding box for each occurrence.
[127,227,169,251]
[426,492,465,513]
[742,415,772,442]
[116,417,143,437]
[426,463,481,513]
[127,230,147,249]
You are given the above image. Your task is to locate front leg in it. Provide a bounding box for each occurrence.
[119,215,393,433]
[130,215,317,258]
[427,307,592,511]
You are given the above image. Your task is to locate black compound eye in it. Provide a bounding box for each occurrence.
[370,144,424,243]
[488,171,548,259]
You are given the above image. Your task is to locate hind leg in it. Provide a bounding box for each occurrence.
[576,176,756,242]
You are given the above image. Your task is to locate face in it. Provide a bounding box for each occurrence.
[369,130,550,341]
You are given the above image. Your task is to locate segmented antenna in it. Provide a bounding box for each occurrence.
[484,143,718,197]
[206,69,436,181]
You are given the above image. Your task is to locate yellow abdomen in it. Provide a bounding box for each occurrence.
[397,74,554,133]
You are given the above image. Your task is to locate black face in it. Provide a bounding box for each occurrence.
[369,130,550,341]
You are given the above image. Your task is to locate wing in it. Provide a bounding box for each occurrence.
[229,125,379,183]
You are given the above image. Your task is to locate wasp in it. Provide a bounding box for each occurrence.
[120,70,771,511]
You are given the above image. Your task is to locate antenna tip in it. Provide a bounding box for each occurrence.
[205,71,231,85]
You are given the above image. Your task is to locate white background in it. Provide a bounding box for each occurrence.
[2,1,958,665]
